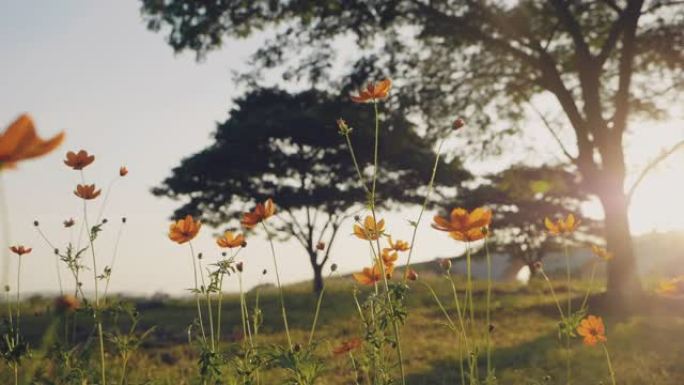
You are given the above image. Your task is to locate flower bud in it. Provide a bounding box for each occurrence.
[439,258,452,271]
[336,118,352,136]
[406,269,418,281]
[262,269,268,275]
[331,263,338,272]
[316,241,325,251]
[533,261,543,271]
[33,220,39,227]
[453,118,465,130]
[236,261,244,272]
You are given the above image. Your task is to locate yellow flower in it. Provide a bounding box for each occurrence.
[591,245,613,261]
[168,215,201,244]
[385,236,410,252]
[0,114,64,170]
[353,216,385,240]
[544,214,580,236]
[655,276,684,297]
[432,207,492,242]
[350,79,391,103]
[216,231,246,248]
[64,150,95,170]
[74,184,101,200]
[576,315,607,346]
[241,198,276,229]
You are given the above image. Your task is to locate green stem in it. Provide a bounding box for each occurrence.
[421,281,466,385]
[485,236,493,379]
[564,240,571,385]
[403,137,446,280]
[217,273,224,347]
[602,343,617,385]
[343,134,369,193]
[308,271,332,345]
[261,221,292,349]
[198,258,215,352]
[540,270,566,319]
[580,261,598,311]
[188,242,207,344]
[15,254,21,342]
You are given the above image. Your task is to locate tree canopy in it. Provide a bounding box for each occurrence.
[153,87,471,292]
[142,0,684,306]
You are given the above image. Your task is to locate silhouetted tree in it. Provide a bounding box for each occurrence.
[142,0,684,306]
[152,88,471,292]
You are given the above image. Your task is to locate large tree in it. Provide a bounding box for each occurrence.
[141,0,684,306]
[153,88,470,292]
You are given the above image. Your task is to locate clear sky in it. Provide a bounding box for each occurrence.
[1,1,683,296]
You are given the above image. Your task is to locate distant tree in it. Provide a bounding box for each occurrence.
[152,88,471,293]
[141,0,684,307]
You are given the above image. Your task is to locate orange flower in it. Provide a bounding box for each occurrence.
[332,338,363,356]
[74,184,101,200]
[168,215,201,244]
[591,245,613,261]
[577,315,607,346]
[54,294,80,313]
[353,264,383,285]
[655,276,684,297]
[0,114,64,170]
[385,236,410,252]
[119,166,128,176]
[353,216,385,240]
[381,248,398,267]
[350,79,392,103]
[9,245,32,256]
[64,150,95,170]
[544,214,580,236]
[241,198,276,229]
[432,207,492,242]
[216,231,246,248]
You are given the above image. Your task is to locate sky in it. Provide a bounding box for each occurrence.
[0,1,683,296]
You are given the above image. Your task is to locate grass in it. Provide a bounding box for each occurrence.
[2,271,684,384]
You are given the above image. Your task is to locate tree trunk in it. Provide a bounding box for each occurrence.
[312,263,324,294]
[598,190,643,311]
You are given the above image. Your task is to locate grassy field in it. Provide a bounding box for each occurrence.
[2,269,684,385]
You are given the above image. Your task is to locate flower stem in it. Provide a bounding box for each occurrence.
[261,221,292,349]
[580,261,598,311]
[403,138,445,280]
[188,242,207,344]
[485,236,493,379]
[308,270,333,345]
[564,240,571,385]
[602,343,617,385]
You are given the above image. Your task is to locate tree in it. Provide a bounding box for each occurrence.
[141,0,684,307]
[152,88,470,292]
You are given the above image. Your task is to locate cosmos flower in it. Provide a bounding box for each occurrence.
[0,114,64,170]
[432,207,492,242]
[385,236,410,252]
[352,264,383,286]
[64,150,95,170]
[74,184,101,200]
[241,198,276,229]
[168,215,201,244]
[591,245,613,261]
[350,79,391,103]
[10,245,32,256]
[353,216,385,241]
[655,276,684,297]
[332,338,363,356]
[216,231,246,249]
[545,214,580,236]
[577,315,607,346]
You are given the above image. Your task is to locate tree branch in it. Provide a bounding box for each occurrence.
[626,139,684,204]
[527,101,576,163]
